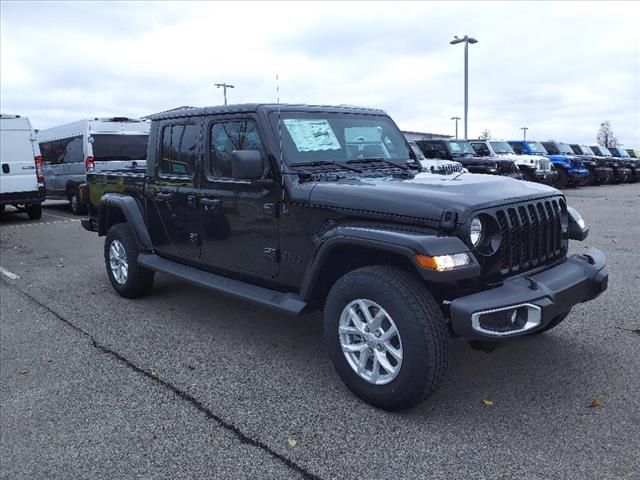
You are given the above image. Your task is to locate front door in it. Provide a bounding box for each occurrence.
[198,116,280,277]
[145,120,202,262]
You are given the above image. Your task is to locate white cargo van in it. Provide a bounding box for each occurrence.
[37,117,149,214]
[0,114,45,219]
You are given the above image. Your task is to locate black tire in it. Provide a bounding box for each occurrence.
[69,190,87,215]
[26,204,42,220]
[323,265,449,411]
[104,223,154,298]
[527,310,571,335]
[555,168,569,189]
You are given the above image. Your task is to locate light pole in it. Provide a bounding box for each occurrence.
[520,127,528,140]
[451,116,461,139]
[215,82,235,105]
[450,35,478,140]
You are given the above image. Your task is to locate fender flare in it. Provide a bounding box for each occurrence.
[299,225,479,300]
[97,193,153,249]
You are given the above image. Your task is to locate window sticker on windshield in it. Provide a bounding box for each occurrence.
[283,119,342,152]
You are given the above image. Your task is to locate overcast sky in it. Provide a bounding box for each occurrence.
[1,1,639,146]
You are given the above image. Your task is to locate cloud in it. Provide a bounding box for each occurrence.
[1,1,638,146]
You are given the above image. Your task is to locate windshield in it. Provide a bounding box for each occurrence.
[91,134,148,161]
[557,142,574,155]
[611,147,629,157]
[274,112,410,165]
[408,141,425,160]
[526,141,548,154]
[597,146,612,156]
[447,141,476,155]
[580,145,595,155]
[541,142,560,154]
[489,141,515,154]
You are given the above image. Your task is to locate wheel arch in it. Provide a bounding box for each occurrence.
[97,193,152,250]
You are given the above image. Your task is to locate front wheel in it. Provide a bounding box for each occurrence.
[104,223,154,298]
[323,265,449,411]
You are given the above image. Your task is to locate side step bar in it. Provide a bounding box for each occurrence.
[138,254,307,315]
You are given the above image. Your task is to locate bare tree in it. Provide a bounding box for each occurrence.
[597,121,618,148]
[478,129,492,140]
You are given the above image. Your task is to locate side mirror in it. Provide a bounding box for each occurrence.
[231,150,263,180]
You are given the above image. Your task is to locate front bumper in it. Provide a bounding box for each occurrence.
[449,248,607,339]
[590,166,614,184]
[567,168,590,186]
[534,169,558,185]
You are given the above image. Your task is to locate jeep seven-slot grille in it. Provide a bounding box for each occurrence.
[436,163,463,174]
[494,198,566,274]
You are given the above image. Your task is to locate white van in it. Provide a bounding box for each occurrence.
[0,114,45,219]
[37,117,149,214]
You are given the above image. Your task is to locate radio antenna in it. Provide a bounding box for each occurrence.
[276,73,285,199]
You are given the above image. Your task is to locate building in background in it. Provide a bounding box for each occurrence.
[402,130,451,141]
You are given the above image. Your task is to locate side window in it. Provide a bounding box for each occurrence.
[63,136,84,164]
[159,123,198,176]
[209,120,264,178]
[511,143,523,154]
[472,143,490,156]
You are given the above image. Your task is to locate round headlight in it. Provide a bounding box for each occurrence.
[469,216,483,247]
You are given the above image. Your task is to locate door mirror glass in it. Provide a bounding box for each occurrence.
[231,150,263,180]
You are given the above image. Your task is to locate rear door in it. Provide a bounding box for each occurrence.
[198,115,280,277]
[145,119,202,261]
[0,123,38,194]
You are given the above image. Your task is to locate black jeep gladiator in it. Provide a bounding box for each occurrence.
[415,138,524,179]
[81,104,608,411]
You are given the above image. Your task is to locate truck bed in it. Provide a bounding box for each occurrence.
[87,168,147,208]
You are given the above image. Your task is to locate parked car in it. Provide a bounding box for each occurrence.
[509,140,589,188]
[626,149,638,159]
[608,147,639,183]
[567,144,614,185]
[469,140,556,184]
[415,139,523,179]
[0,114,45,219]
[590,146,632,184]
[37,117,150,214]
[408,140,464,175]
[81,103,608,411]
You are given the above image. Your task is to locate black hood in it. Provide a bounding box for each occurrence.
[308,172,558,223]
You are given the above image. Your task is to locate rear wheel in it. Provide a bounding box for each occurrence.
[26,204,42,220]
[104,223,154,298]
[323,265,449,411]
[69,190,86,215]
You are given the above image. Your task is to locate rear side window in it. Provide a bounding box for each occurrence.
[39,135,83,164]
[209,120,263,178]
[159,124,198,176]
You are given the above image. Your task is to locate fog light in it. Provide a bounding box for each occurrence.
[471,304,542,337]
[416,253,471,272]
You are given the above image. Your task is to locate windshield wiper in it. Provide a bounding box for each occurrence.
[293,160,362,173]
[347,157,410,171]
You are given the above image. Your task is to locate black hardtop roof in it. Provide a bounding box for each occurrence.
[151,103,387,121]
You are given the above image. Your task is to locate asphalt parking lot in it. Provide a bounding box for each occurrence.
[1,187,639,480]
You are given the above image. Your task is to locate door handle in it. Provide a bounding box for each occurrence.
[155,192,174,201]
[200,198,221,209]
